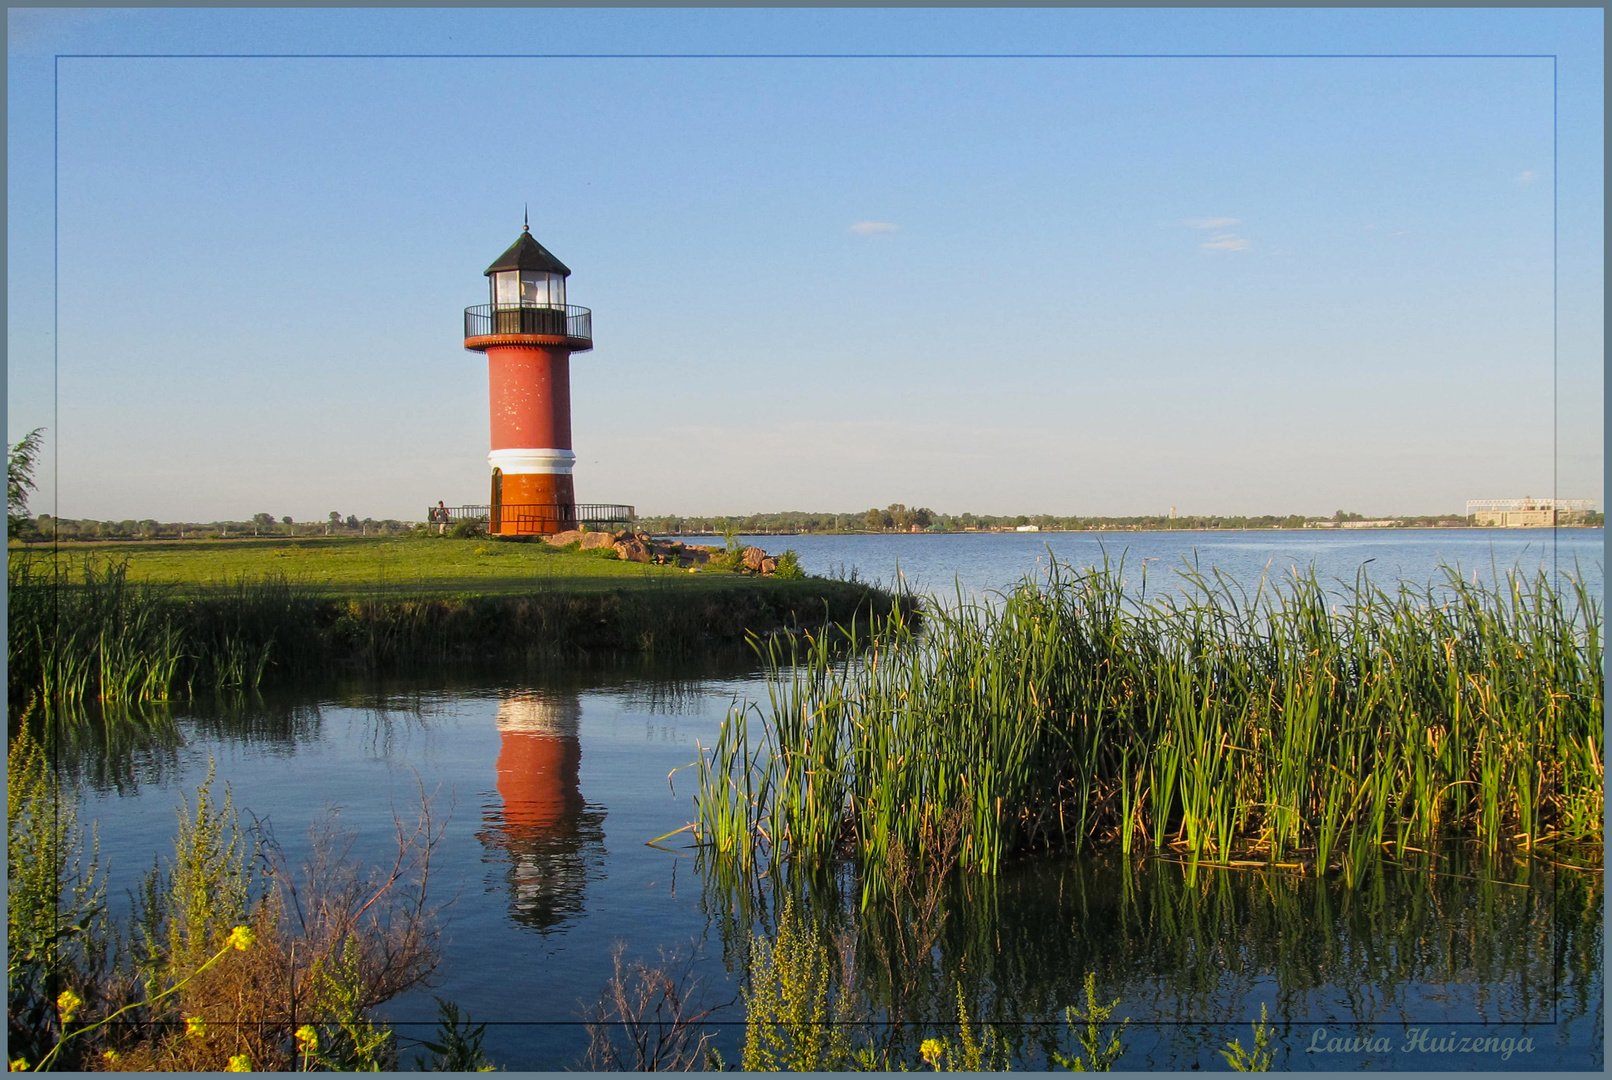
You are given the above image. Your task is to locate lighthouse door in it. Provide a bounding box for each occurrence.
[491,468,503,533]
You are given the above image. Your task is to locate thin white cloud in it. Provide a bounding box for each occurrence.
[1184,217,1240,229]
[1201,234,1250,252]
[1516,170,1539,186]
[849,221,898,235]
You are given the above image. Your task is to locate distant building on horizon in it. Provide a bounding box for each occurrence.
[1466,497,1597,527]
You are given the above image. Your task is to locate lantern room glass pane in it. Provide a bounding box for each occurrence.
[493,271,519,307]
[518,271,565,307]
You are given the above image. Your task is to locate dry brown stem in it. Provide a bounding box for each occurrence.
[583,942,730,1071]
[93,789,448,1071]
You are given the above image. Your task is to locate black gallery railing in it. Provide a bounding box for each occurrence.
[463,304,592,343]
[427,504,634,533]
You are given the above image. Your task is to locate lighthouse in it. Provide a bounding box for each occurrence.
[463,221,595,535]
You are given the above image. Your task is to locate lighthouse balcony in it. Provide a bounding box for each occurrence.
[430,503,635,536]
[464,304,592,351]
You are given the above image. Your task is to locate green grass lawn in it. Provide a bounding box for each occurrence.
[10,536,775,598]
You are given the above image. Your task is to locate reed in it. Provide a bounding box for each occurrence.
[8,556,189,712]
[6,556,318,714]
[695,555,1603,881]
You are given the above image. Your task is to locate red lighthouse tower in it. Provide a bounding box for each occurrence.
[463,221,594,535]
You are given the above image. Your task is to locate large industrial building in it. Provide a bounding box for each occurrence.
[1465,497,1597,527]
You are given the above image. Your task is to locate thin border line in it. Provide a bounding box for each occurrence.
[86,1016,1563,1029]
[49,47,65,1034]
[1549,50,1559,1030]
[1552,53,1560,579]
[47,52,1573,1057]
[55,52,1556,59]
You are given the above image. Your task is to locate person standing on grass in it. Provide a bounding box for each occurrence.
[436,501,449,534]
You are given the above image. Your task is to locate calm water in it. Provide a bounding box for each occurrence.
[76,531,1603,1070]
[722,527,1604,603]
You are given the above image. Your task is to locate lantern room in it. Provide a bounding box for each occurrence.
[478,225,577,337]
[487,227,569,308]
[491,269,566,308]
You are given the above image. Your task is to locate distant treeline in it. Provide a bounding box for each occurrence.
[638,504,1512,535]
[14,505,1602,545]
[16,512,417,542]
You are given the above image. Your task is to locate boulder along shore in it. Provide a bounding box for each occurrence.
[543,529,785,573]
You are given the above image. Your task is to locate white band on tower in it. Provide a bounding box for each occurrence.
[489,448,576,475]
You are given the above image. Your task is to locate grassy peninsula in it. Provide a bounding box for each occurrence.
[7,536,912,712]
[12,534,782,596]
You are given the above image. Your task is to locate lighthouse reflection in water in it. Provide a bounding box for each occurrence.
[478,692,606,934]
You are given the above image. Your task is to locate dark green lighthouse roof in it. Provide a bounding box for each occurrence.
[484,227,571,277]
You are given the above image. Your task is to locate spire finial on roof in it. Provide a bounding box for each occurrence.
[524,204,530,232]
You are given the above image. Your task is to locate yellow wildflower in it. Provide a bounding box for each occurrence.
[9,1057,29,1071]
[225,925,256,952]
[920,1038,945,1068]
[102,1050,120,1064]
[55,989,82,1022]
[185,1015,206,1038]
[225,1053,252,1071]
[294,1024,320,1051]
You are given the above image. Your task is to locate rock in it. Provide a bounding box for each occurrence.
[742,547,767,573]
[543,529,588,547]
[542,529,619,550]
[614,538,651,563]
[760,556,779,575]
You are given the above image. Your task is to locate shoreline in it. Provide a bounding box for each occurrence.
[6,541,918,711]
[655,524,1604,536]
[12,524,1601,550]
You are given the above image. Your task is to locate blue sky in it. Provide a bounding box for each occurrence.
[7,8,1603,521]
